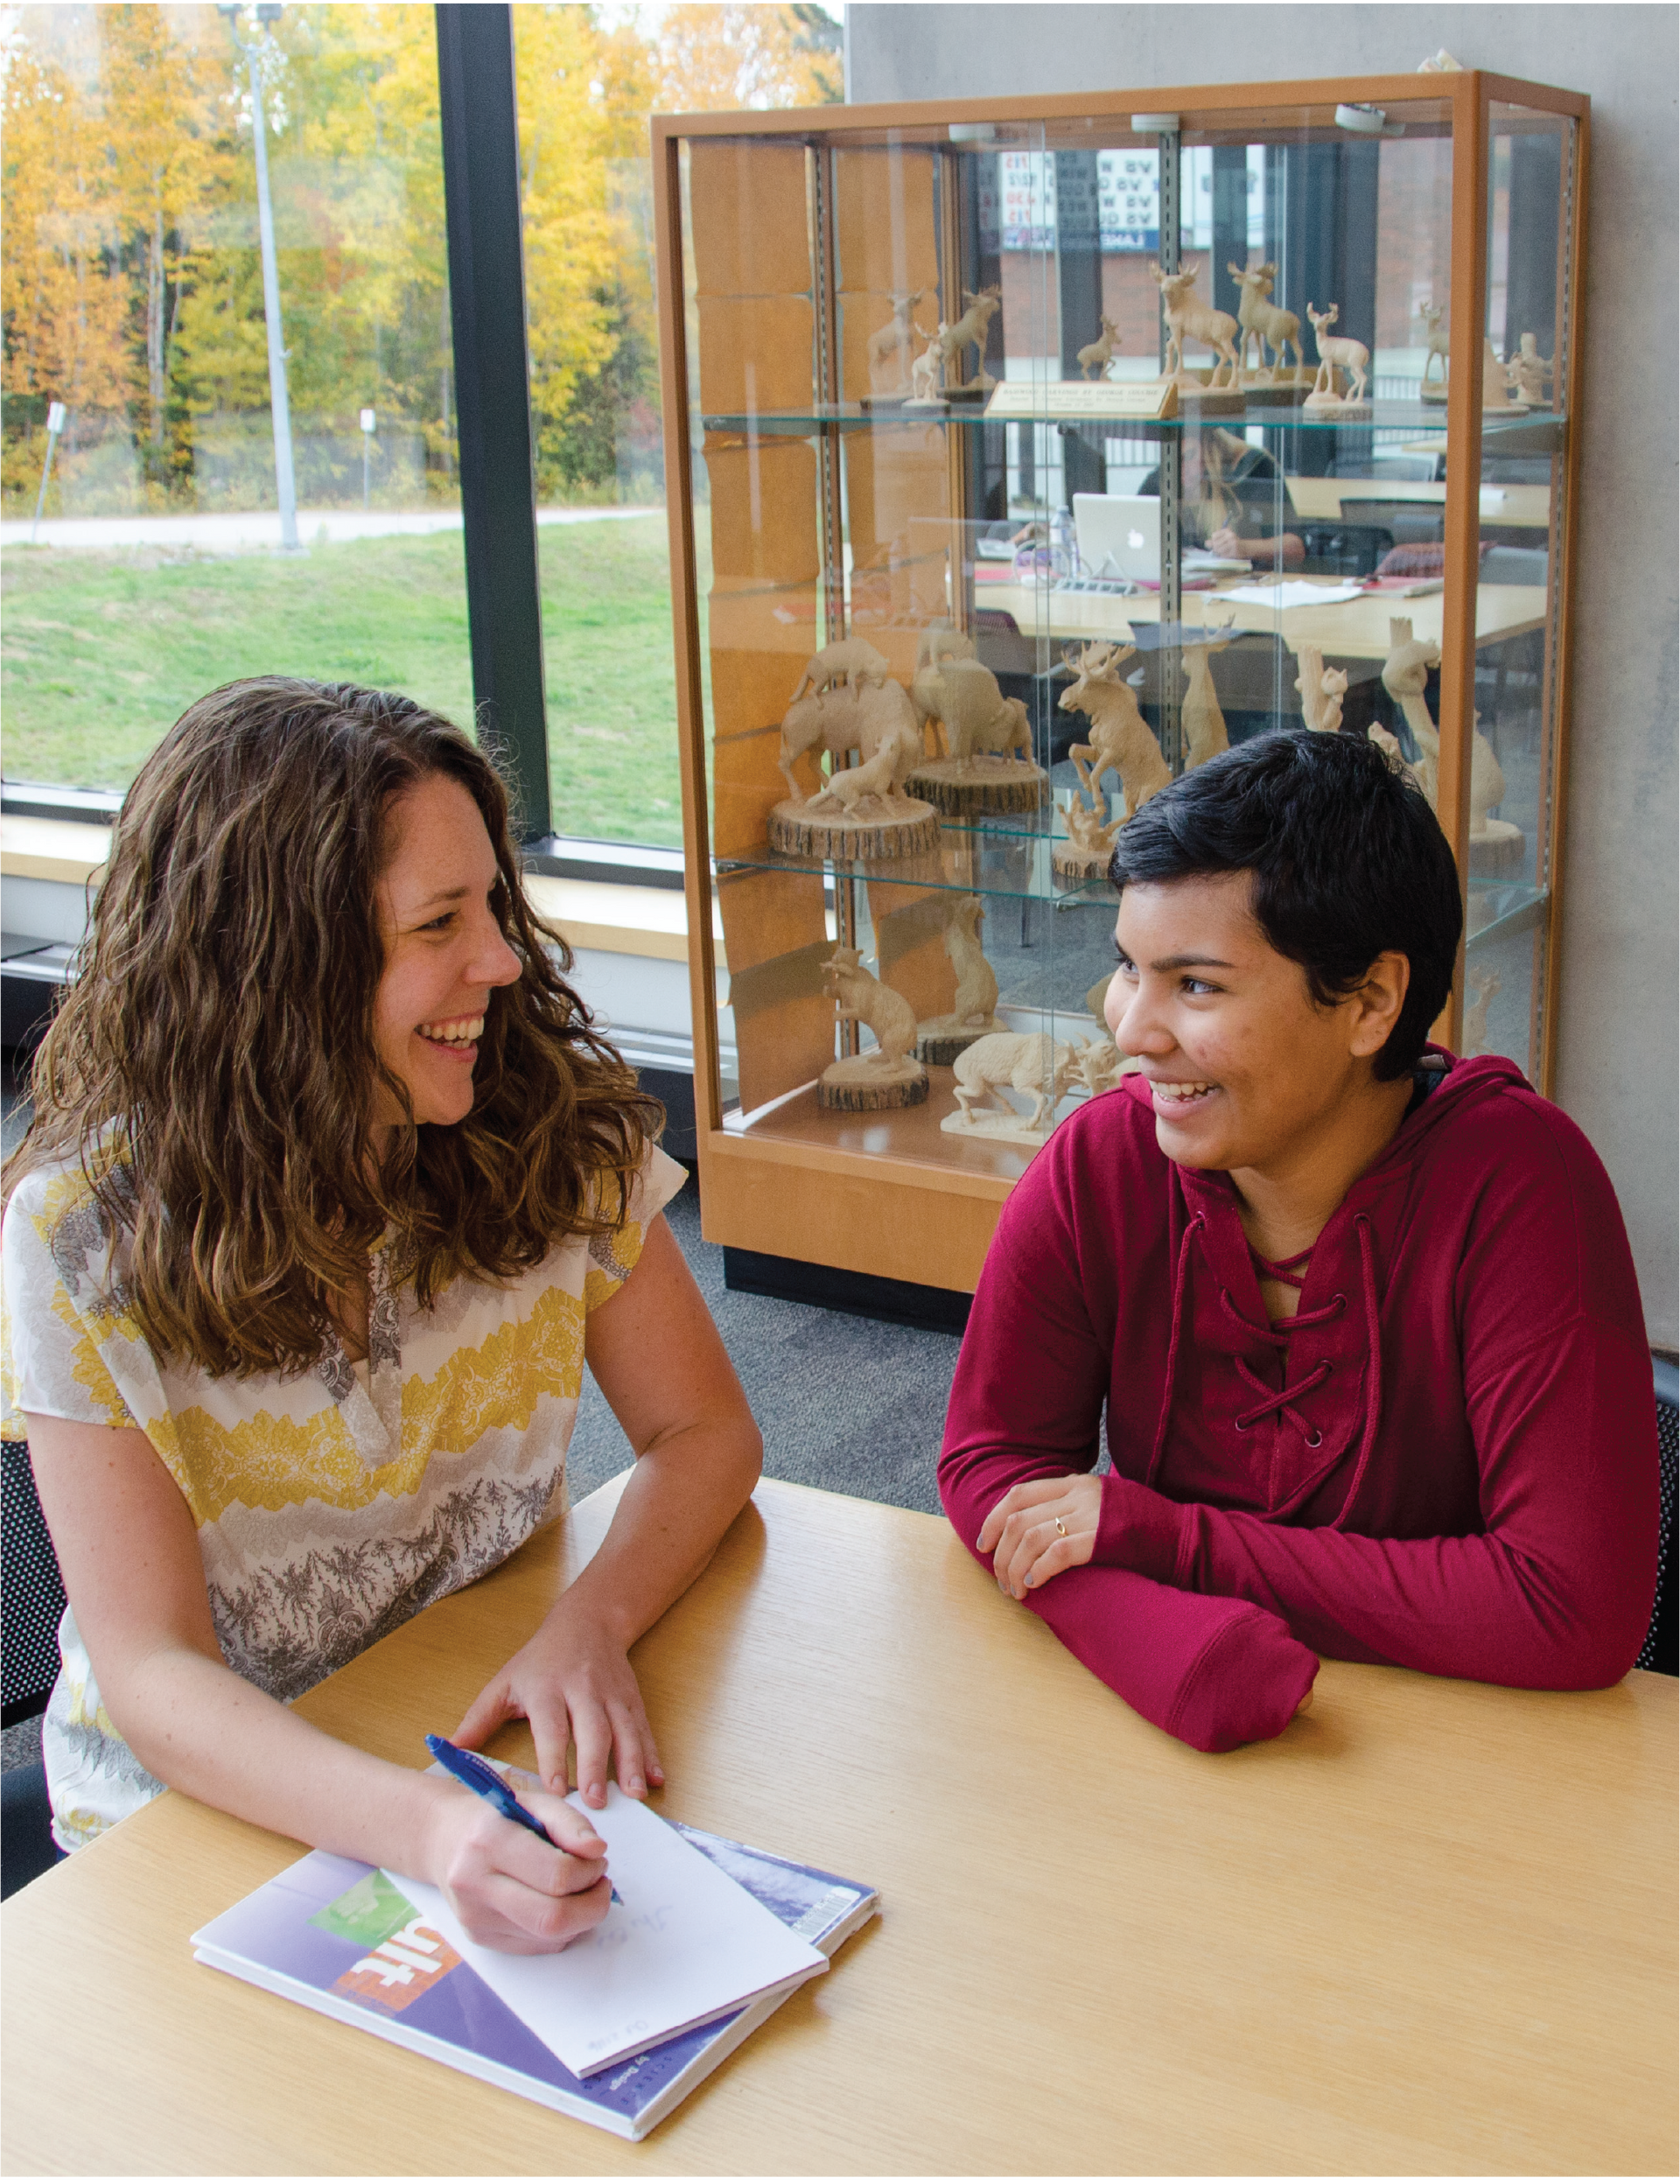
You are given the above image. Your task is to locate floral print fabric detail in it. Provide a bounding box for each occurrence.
[3,1142,686,1850]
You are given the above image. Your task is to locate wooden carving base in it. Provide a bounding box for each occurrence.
[1303,397,1372,419]
[904,760,1048,817]
[1051,844,1114,885]
[940,1103,1058,1145]
[1238,376,1312,409]
[915,1014,1001,1067]
[818,1055,929,1110]
[767,797,940,861]
[1467,821,1526,878]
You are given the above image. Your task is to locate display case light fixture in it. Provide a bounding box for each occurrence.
[1336,102,1405,136]
[948,122,997,144]
[1130,112,1180,133]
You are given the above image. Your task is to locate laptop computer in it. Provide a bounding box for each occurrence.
[1070,494,1250,584]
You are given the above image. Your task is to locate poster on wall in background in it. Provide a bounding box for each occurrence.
[977,149,1161,255]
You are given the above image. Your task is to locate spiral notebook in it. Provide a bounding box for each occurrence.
[192,1798,878,2141]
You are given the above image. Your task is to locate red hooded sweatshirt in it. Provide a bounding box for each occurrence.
[938,1052,1660,1753]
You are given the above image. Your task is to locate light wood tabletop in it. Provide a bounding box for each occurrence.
[980,577,1545,662]
[4,1474,1674,2175]
[1286,476,1552,528]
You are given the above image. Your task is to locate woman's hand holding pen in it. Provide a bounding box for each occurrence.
[423,1778,612,1954]
[978,1474,1103,1599]
[452,1588,664,1814]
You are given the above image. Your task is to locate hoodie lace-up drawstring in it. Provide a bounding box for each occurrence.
[1146,1208,1384,1520]
[1217,1287,1348,1446]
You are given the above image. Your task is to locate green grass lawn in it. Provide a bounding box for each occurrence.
[0,514,695,849]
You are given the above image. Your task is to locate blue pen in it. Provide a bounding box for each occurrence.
[424,1734,620,1901]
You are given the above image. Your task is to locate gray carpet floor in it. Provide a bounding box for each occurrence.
[2,1069,961,1772]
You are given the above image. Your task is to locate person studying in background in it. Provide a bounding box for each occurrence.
[1139,424,1306,569]
[2,680,761,1942]
[940,731,1658,1751]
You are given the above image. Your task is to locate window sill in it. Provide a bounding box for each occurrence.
[524,873,723,963]
[0,816,721,964]
[0,816,111,886]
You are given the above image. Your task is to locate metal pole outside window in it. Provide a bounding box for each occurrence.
[220,3,299,551]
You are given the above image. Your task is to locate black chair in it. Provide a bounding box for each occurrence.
[2,1436,67,1897]
[1638,1360,1679,1676]
[1298,517,1394,579]
[1339,496,1446,550]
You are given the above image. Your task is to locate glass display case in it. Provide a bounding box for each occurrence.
[652,73,1586,1292]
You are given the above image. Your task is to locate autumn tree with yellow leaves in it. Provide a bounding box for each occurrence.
[1,2,840,514]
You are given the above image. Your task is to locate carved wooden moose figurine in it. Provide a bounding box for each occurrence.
[1058,640,1172,818]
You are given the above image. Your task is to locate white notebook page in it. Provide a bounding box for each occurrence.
[386,1783,827,2077]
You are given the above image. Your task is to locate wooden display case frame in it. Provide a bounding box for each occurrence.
[653,72,1589,1293]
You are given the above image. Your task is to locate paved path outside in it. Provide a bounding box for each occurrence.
[0,505,663,552]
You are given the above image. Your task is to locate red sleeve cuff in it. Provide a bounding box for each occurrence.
[1093,1471,1189,1582]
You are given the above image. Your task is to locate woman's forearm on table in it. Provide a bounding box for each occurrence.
[103,1640,455,1868]
[557,1420,761,1651]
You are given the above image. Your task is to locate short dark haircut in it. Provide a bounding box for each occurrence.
[1108,729,1462,1081]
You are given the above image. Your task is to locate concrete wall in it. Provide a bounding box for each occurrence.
[850,4,1679,1348]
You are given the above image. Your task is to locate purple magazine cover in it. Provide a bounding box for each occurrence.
[192,1825,874,2133]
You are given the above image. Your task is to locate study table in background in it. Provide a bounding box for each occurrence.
[1286,475,1552,530]
[980,576,1547,662]
[4,1474,1674,2175]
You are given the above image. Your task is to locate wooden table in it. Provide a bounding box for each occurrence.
[4,1476,1675,2174]
[981,577,1545,662]
[1287,476,1552,529]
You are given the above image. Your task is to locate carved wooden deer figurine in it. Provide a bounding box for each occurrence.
[1306,303,1370,405]
[937,285,1002,391]
[1075,313,1122,380]
[822,947,917,1066]
[1227,262,1303,376]
[1058,640,1171,818]
[1150,259,1241,385]
[1418,300,1449,391]
[943,894,999,1027]
[1183,611,1236,768]
[909,325,946,404]
[1294,640,1349,737]
[866,290,927,390]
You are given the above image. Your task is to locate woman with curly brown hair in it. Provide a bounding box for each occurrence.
[1,679,761,1950]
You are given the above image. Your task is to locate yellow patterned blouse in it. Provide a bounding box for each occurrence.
[1,1141,686,1852]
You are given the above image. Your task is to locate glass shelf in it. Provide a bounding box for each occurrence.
[701,403,1565,447]
[1466,879,1549,950]
[715,822,1114,902]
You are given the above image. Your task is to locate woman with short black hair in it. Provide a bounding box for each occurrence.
[941,730,1658,1749]
[3,679,761,1943]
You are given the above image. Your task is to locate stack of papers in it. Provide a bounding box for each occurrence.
[1219,579,1366,610]
[192,1782,878,2140]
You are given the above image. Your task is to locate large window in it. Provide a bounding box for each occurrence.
[514,2,842,850]
[2,4,464,791]
[1,2,842,850]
